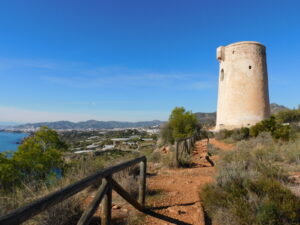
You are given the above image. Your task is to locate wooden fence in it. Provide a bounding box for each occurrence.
[0,156,147,225]
[174,130,209,167]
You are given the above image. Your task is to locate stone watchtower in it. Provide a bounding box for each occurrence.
[215,41,270,130]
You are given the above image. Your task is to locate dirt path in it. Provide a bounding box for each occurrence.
[143,139,233,225]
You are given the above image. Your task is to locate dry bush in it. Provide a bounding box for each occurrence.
[30,196,84,225]
[201,133,300,225]
[0,181,86,225]
[214,129,233,140]
[149,151,161,163]
[113,165,139,199]
[161,145,178,168]
[207,143,221,156]
[214,128,250,142]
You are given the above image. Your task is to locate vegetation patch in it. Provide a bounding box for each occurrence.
[201,133,300,225]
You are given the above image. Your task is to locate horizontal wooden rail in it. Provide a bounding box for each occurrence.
[0,156,147,225]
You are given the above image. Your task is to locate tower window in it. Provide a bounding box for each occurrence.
[232,51,235,54]
[220,69,224,81]
[249,65,252,69]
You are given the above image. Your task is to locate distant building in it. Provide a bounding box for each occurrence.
[102,144,115,150]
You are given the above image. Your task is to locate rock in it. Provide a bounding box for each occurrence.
[167,208,177,213]
[112,205,121,209]
[178,210,186,215]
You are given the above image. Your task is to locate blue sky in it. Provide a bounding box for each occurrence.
[0,0,299,123]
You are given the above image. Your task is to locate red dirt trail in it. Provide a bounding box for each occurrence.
[143,139,233,225]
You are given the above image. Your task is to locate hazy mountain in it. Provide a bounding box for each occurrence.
[194,112,216,125]
[11,103,289,130]
[270,103,289,114]
[15,120,163,130]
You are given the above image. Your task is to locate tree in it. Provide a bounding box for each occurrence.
[160,107,200,144]
[0,153,21,190]
[0,127,67,191]
[13,126,67,180]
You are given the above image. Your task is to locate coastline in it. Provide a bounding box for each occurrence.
[0,131,28,153]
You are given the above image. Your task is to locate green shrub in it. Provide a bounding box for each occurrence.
[275,107,300,124]
[250,116,294,141]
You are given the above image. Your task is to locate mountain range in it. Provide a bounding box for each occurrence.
[14,120,163,130]
[6,103,289,130]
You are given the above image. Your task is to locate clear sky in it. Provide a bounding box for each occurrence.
[0,0,299,123]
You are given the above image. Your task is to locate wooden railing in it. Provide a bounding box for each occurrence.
[174,130,209,167]
[0,156,147,225]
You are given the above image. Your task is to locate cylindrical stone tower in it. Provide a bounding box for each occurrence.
[215,41,270,130]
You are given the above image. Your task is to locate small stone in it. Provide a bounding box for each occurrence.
[167,208,176,213]
[178,210,186,215]
[122,208,128,212]
[112,205,121,209]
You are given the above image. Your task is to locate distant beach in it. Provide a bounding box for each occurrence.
[0,131,28,153]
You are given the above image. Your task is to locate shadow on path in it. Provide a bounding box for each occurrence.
[143,209,192,225]
[148,201,198,210]
[203,207,212,225]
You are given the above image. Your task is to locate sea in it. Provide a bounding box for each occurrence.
[0,131,28,153]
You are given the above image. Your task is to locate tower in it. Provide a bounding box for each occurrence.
[215,41,270,130]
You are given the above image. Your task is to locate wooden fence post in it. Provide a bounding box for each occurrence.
[175,141,179,168]
[77,179,108,225]
[187,139,191,154]
[138,160,146,206]
[102,175,112,225]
